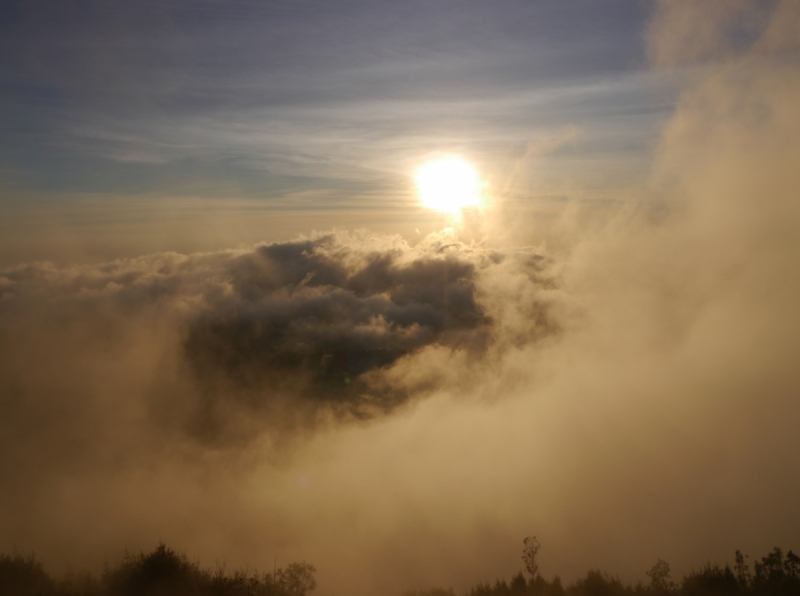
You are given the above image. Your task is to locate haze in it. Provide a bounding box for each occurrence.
[1,2,799,595]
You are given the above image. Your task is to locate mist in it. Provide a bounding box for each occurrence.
[1,2,800,596]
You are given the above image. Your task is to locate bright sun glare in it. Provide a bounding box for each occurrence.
[415,157,481,214]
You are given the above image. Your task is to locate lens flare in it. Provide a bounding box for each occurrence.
[415,157,481,214]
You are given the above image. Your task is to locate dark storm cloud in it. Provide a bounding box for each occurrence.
[0,231,555,444]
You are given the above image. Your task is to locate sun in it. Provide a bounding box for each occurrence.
[415,156,481,214]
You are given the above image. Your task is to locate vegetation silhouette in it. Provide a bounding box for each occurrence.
[0,552,55,596]
[409,539,800,596]
[0,543,315,596]
[3,540,800,596]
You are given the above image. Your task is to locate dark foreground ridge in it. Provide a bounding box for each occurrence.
[0,543,315,596]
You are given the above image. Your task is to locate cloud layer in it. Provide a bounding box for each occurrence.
[0,230,555,446]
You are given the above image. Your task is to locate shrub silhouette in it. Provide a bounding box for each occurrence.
[57,570,101,596]
[447,544,800,596]
[402,589,457,596]
[0,552,55,596]
[680,564,738,596]
[102,544,206,596]
[530,574,565,596]
[2,541,799,596]
[0,543,315,596]
[570,570,631,596]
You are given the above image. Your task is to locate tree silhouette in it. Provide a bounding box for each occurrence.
[647,559,675,593]
[735,550,751,589]
[752,548,800,596]
[523,537,541,580]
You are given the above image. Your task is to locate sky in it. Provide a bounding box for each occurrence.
[1,1,800,596]
[0,0,663,263]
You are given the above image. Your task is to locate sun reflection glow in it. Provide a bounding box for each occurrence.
[415,157,481,214]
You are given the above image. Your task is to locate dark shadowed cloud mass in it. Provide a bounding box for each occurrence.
[183,236,492,416]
